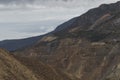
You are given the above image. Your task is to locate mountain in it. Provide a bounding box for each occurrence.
[13,1,120,80]
[0,1,120,80]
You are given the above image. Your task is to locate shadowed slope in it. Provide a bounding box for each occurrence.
[0,48,73,80]
[14,56,73,80]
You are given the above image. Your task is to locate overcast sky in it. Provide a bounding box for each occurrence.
[0,0,119,41]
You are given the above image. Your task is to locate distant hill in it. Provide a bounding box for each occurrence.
[0,36,43,51]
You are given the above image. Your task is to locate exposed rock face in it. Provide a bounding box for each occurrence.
[14,1,120,80]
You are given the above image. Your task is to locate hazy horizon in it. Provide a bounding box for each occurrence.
[0,0,119,41]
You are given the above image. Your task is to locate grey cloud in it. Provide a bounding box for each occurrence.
[0,0,34,4]
[0,0,118,6]
[0,0,118,11]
